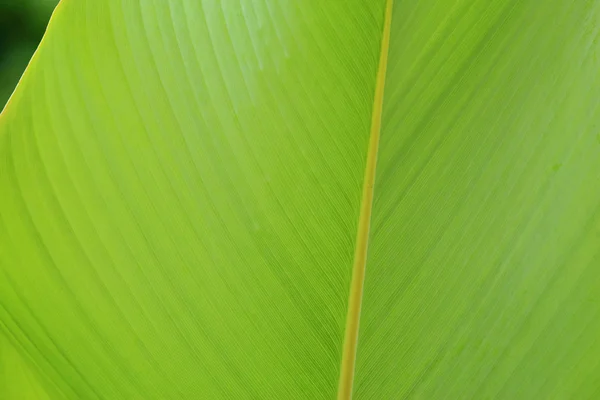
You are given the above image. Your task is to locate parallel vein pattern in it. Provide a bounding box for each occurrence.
[356,0,600,398]
[0,0,386,398]
[2,0,600,399]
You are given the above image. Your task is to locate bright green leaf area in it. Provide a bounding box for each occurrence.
[1,0,599,399]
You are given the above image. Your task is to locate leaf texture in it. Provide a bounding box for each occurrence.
[0,330,62,399]
[1,0,600,399]
[0,0,385,398]
[356,0,600,398]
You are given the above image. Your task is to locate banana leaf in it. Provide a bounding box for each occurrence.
[1,0,599,398]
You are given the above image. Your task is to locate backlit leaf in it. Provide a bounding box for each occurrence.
[1,0,599,398]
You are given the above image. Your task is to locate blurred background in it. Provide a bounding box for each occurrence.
[0,0,57,109]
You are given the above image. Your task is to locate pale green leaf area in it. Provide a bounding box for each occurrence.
[0,0,599,399]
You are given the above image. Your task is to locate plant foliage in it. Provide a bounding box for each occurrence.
[1,0,600,398]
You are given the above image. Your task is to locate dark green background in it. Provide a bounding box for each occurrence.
[0,0,57,109]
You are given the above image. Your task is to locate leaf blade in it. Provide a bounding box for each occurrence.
[0,0,387,397]
[356,0,600,398]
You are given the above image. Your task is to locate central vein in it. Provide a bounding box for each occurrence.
[336,0,394,398]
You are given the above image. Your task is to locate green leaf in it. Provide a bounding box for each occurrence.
[1,0,599,399]
[356,1,600,398]
[0,329,61,399]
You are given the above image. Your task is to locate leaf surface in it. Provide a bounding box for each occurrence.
[1,0,600,399]
[356,1,600,398]
[0,1,385,398]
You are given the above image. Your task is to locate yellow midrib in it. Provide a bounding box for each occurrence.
[336,0,394,398]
